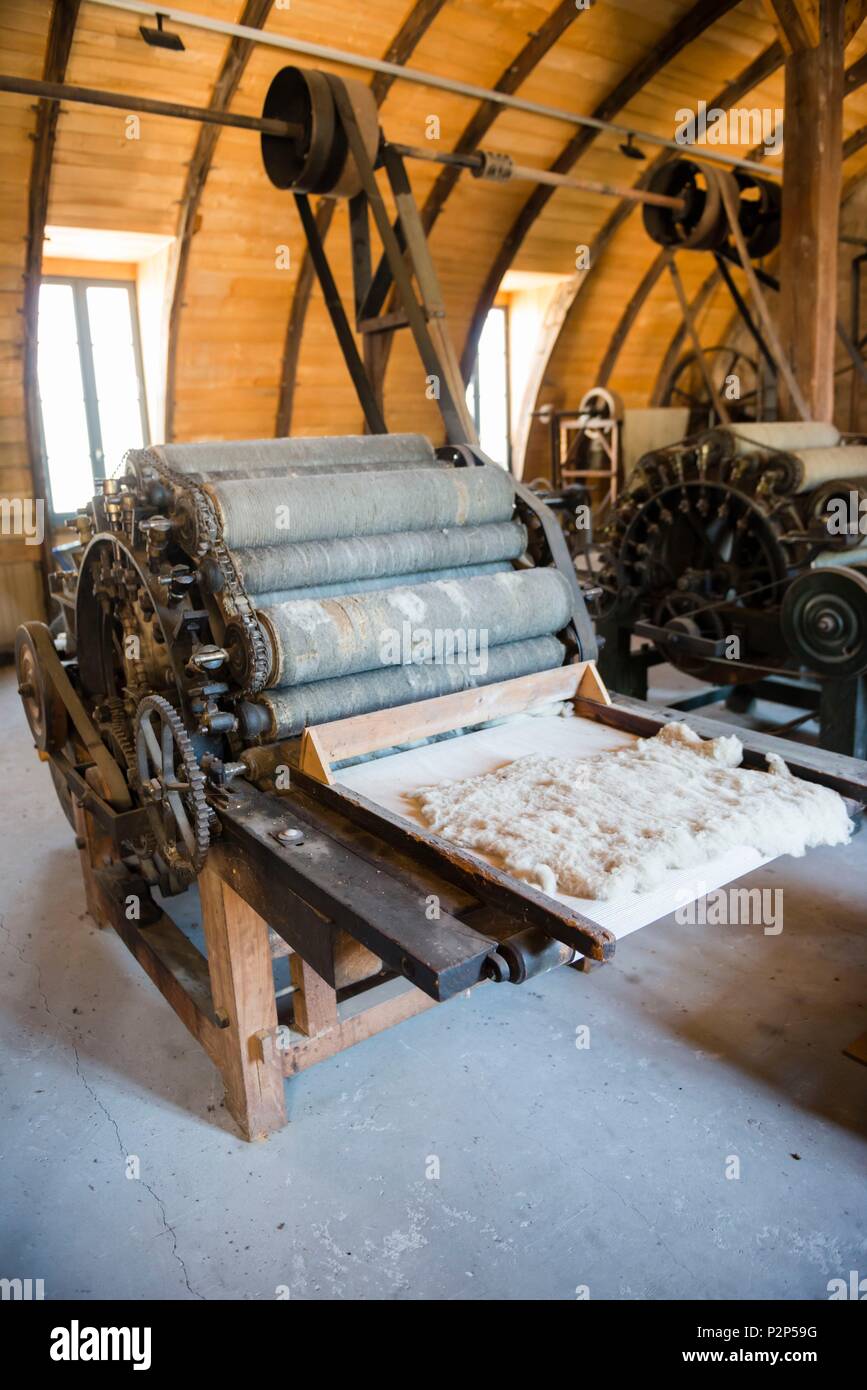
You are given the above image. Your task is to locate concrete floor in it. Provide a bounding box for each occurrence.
[0,661,865,1301]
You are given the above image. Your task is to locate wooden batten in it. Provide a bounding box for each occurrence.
[299,659,610,785]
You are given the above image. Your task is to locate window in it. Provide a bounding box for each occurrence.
[466,305,511,469]
[37,278,149,518]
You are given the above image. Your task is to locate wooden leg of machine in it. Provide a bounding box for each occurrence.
[597,619,648,700]
[290,953,338,1037]
[198,868,287,1141]
[73,801,114,930]
[819,675,867,759]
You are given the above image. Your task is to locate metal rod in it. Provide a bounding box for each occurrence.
[511,160,683,209]
[87,0,780,178]
[2,71,689,217]
[0,74,303,139]
[388,143,686,210]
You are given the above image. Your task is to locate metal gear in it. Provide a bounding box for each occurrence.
[134,693,210,882]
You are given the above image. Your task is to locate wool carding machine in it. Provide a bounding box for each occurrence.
[10,429,606,1136]
[594,421,867,757]
[17,428,867,1139]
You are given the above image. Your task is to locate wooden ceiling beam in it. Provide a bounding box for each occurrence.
[843,121,867,160]
[844,0,867,46]
[764,0,864,51]
[778,0,845,420]
[846,51,867,93]
[521,36,865,464]
[459,0,741,386]
[273,0,448,438]
[420,0,587,234]
[358,0,588,412]
[596,252,667,389]
[763,0,821,53]
[164,0,274,442]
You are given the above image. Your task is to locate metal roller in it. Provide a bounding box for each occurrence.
[203,464,516,551]
[257,568,572,689]
[232,520,528,596]
[137,432,436,476]
[781,566,867,678]
[697,421,842,463]
[240,635,566,740]
[252,560,513,606]
[784,447,867,494]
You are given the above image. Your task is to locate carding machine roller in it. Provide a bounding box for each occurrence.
[21,431,594,900]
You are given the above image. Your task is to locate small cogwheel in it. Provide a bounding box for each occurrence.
[134,693,210,882]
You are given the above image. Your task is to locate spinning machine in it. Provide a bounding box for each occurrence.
[595,422,867,757]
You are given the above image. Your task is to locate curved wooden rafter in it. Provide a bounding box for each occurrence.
[366,0,587,404]
[843,121,867,161]
[596,102,867,416]
[512,40,784,470]
[597,251,667,388]
[273,0,448,438]
[650,266,722,405]
[164,0,275,442]
[459,0,744,386]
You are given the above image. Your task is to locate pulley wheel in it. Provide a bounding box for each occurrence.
[734,171,781,258]
[15,621,68,754]
[642,159,729,251]
[781,567,867,679]
[261,65,379,197]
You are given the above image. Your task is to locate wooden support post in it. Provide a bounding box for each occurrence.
[72,800,114,929]
[777,0,845,421]
[198,868,287,1140]
[289,954,339,1037]
[819,674,867,759]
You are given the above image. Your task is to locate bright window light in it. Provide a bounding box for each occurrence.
[466,305,510,468]
[36,278,148,517]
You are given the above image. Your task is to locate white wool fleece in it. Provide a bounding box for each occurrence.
[413,722,853,900]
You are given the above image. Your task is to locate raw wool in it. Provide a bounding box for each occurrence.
[413,722,853,900]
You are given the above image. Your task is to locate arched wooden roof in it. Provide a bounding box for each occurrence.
[2,0,866,497]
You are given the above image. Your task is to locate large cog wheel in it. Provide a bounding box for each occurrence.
[134,694,210,882]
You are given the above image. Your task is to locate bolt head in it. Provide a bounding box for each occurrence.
[276,827,304,847]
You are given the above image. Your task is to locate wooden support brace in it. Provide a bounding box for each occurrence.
[299,660,610,784]
[73,800,114,930]
[289,953,339,1037]
[198,868,287,1140]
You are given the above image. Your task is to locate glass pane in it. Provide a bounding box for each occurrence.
[86,286,145,476]
[37,283,93,515]
[475,307,509,467]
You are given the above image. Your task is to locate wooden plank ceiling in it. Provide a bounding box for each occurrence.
[2,0,866,472]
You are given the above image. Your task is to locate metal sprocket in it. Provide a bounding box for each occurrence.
[134,693,210,882]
